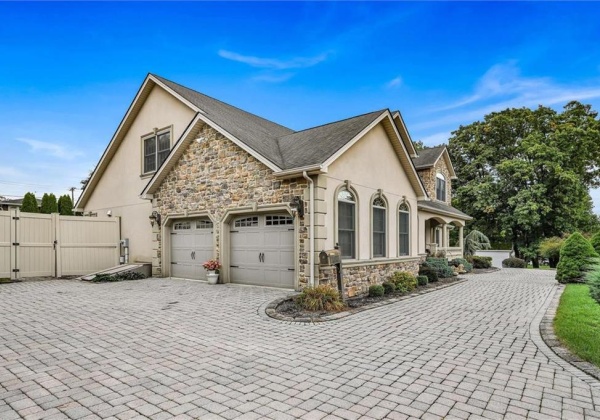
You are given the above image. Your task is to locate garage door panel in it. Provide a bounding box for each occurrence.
[230,214,295,289]
[171,262,194,279]
[170,219,213,280]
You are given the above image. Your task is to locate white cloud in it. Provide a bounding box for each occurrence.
[387,76,403,89]
[17,138,83,160]
[418,132,450,146]
[218,49,329,70]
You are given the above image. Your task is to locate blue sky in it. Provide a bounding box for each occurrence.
[1,2,600,211]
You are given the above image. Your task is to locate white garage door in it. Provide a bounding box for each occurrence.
[230,214,295,288]
[171,219,214,280]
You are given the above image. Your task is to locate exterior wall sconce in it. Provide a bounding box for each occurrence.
[290,196,305,217]
[149,211,161,227]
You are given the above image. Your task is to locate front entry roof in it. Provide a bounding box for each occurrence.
[418,200,472,220]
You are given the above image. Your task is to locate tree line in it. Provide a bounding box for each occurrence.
[20,192,74,215]
[447,100,600,267]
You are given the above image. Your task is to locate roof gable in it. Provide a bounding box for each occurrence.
[412,146,457,179]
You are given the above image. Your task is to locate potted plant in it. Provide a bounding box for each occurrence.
[203,259,221,285]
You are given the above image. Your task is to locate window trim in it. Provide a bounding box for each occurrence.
[334,185,359,260]
[141,125,173,176]
[398,201,410,257]
[370,193,388,258]
[435,173,446,202]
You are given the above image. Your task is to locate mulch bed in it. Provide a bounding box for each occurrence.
[275,276,464,320]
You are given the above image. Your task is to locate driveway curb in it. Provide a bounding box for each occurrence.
[533,284,600,389]
[260,278,468,323]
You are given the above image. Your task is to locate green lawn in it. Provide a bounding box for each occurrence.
[554,284,600,368]
[527,265,554,270]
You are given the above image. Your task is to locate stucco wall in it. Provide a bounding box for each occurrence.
[153,123,309,286]
[316,122,424,296]
[417,157,453,205]
[83,85,196,262]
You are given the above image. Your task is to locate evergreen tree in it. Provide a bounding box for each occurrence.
[555,232,599,283]
[20,192,39,213]
[40,193,58,214]
[590,231,600,256]
[58,195,74,216]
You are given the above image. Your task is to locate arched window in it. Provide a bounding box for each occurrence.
[372,197,386,258]
[399,203,410,256]
[338,189,356,259]
[436,173,446,201]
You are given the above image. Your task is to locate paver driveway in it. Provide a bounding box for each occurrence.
[1,270,599,420]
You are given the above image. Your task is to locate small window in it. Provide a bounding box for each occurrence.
[234,216,259,228]
[372,197,386,258]
[173,221,191,230]
[143,129,171,174]
[266,215,293,226]
[196,220,213,229]
[436,173,446,201]
[338,189,356,259]
[399,203,410,256]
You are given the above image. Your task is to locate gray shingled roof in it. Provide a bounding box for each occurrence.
[154,75,386,171]
[276,110,385,169]
[412,146,445,169]
[417,200,471,219]
[153,75,293,168]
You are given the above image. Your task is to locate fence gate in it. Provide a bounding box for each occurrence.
[0,209,120,280]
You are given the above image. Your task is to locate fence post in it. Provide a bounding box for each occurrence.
[53,213,62,278]
[10,208,19,280]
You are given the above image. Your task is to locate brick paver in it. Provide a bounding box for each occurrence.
[1,269,599,419]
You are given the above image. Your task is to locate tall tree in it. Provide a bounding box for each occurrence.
[448,101,600,264]
[40,193,58,214]
[58,195,74,216]
[21,192,39,213]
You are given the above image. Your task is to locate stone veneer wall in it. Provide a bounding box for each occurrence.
[152,123,309,285]
[417,158,452,205]
[319,258,424,298]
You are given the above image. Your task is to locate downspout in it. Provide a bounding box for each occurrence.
[302,171,315,287]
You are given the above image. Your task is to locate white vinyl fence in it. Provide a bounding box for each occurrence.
[0,209,120,279]
[475,250,511,269]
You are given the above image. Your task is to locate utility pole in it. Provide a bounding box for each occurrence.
[68,187,76,203]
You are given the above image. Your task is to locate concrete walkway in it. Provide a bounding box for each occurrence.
[0,270,599,419]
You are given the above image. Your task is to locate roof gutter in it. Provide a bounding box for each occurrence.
[274,164,326,179]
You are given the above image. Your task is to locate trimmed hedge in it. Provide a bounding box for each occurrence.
[369,285,385,297]
[556,232,599,284]
[587,263,600,304]
[423,258,454,278]
[417,275,428,286]
[419,266,439,283]
[502,257,526,268]
[382,282,396,294]
[391,271,417,293]
[468,255,493,269]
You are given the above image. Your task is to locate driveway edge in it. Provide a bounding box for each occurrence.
[532,284,600,389]
[260,278,468,323]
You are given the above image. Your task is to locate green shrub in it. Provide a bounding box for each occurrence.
[382,282,396,294]
[590,232,600,256]
[58,195,74,216]
[368,285,385,297]
[468,255,493,269]
[539,237,564,268]
[423,258,454,278]
[391,271,417,292]
[449,258,473,273]
[464,229,491,256]
[40,193,58,214]
[587,262,600,304]
[502,257,526,268]
[556,232,599,284]
[20,192,38,213]
[417,275,428,286]
[419,266,439,283]
[92,271,146,282]
[295,285,345,312]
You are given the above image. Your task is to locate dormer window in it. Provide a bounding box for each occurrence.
[436,173,446,201]
[143,128,171,174]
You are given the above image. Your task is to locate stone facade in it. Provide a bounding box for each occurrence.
[319,258,424,298]
[152,123,309,286]
[417,157,452,205]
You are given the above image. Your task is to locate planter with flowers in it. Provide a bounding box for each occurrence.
[203,259,222,284]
